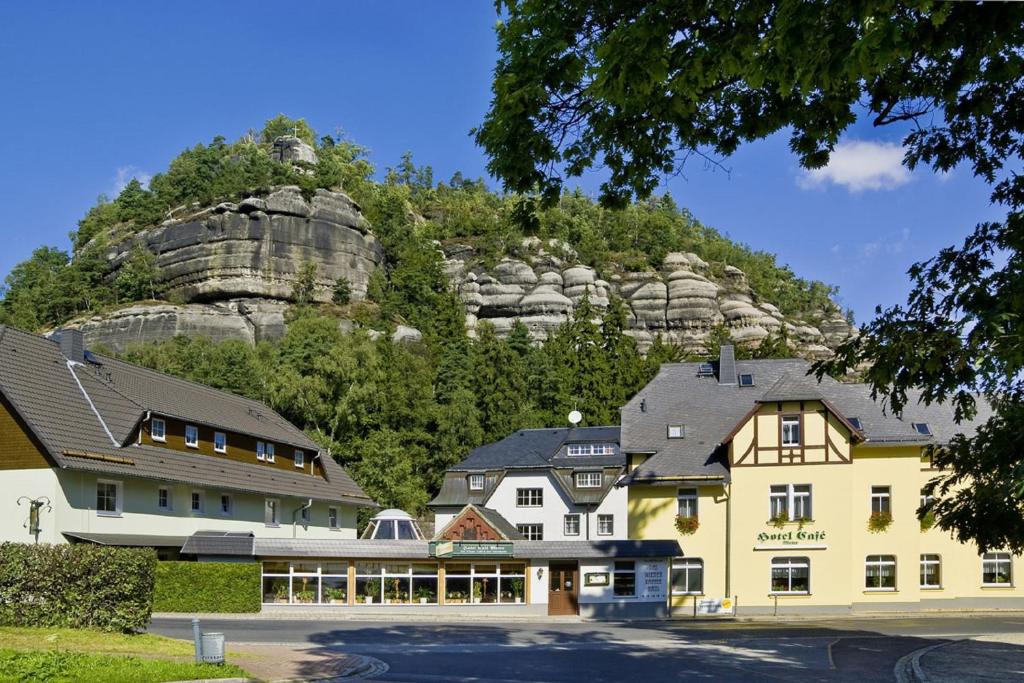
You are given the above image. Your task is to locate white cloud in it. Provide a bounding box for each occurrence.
[859,227,911,261]
[797,140,910,192]
[111,166,152,197]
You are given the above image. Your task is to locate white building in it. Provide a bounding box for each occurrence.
[0,327,372,554]
[429,426,627,541]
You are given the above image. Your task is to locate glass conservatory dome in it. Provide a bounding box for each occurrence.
[362,509,424,540]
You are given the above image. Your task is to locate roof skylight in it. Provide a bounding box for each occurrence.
[912,422,932,436]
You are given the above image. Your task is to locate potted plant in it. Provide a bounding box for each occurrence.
[769,511,788,529]
[447,590,466,604]
[919,510,936,531]
[295,589,315,604]
[797,515,812,530]
[868,510,894,533]
[274,583,289,604]
[675,514,700,535]
[364,579,380,604]
[415,586,434,604]
[509,578,524,604]
[326,587,346,604]
[472,582,483,604]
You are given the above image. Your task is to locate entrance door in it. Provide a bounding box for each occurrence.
[548,562,579,615]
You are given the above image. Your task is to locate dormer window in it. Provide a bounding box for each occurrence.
[185,425,199,448]
[575,472,602,488]
[151,418,166,443]
[667,425,685,439]
[468,474,484,491]
[848,417,863,431]
[214,432,227,453]
[567,443,615,456]
[256,441,266,461]
[295,450,305,468]
[912,422,932,436]
[739,373,755,387]
[266,443,275,463]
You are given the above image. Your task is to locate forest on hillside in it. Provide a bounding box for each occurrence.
[0,116,832,512]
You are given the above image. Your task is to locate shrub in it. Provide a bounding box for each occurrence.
[675,515,700,535]
[770,512,789,529]
[920,510,937,532]
[152,562,260,613]
[0,543,156,633]
[868,511,894,533]
[332,278,352,305]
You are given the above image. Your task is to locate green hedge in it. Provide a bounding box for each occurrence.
[0,543,156,632]
[153,562,260,613]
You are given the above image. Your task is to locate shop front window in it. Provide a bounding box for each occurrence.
[260,561,348,605]
[613,561,636,597]
[771,557,809,594]
[445,562,526,604]
[865,555,897,590]
[671,558,703,595]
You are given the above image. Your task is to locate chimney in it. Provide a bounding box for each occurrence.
[58,328,85,364]
[718,344,737,385]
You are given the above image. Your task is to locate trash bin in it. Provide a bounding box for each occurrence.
[201,632,225,664]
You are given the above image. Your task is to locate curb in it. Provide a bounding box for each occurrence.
[893,640,958,683]
[272,654,390,682]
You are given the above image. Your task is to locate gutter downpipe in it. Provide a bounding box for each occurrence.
[292,498,313,538]
[725,481,732,598]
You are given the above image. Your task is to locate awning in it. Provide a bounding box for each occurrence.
[63,532,188,547]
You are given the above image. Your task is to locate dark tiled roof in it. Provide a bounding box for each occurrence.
[63,532,189,547]
[181,530,256,556]
[620,358,990,481]
[0,326,372,506]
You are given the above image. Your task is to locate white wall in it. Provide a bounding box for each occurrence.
[484,471,627,541]
[578,559,668,604]
[0,468,359,543]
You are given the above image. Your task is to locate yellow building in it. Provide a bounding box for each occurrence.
[621,346,1022,616]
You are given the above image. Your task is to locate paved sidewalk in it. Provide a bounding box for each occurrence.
[913,633,1024,682]
[228,642,387,682]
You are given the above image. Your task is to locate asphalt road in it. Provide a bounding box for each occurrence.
[149,614,1024,682]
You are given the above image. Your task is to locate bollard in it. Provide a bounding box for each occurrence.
[192,618,202,663]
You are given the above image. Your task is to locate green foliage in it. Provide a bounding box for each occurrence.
[332,278,352,305]
[114,247,161,302]
[0,649,248,682]
[867,511,894,533]
[292,261,319,305]
[152,562,260,613]
[0,543,155,633]
[260,114,316,146]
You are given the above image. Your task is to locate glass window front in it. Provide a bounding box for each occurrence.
[261,561,349,605]
[771,557,809,594]
[982,552,1012,585]
[613,561,636,597]
[920,554,941,588]
[865,555,897,590]
[672,558,703,595]
[445,563,525,604]
[353,562,440,604]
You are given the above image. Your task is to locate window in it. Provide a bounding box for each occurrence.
[328,507,339,529]
[871,486,891,514]
[672,558,704,595]
[151,418,166,442]
[441,562,524,605]
[214,432,227,453]
[190,491,204,514]
[912,422,932,436]
[256,441,266,461]
[262,560,352,605]
[219,494,232,516]
[468,474,484,491]
[848,417,863,431]
[567,443,616,456]
[677,488,698,519]
[613,561,636,597]
[575,472,602,488]
[738,373,754,387]
[266,443,275,463]
[516,524,543,540]
[157,487,170,511]
[781,416,801,446]
[597,514,614,536]
[185,424,199,448]
[982,552,1012,586]
[516,488,543,507]
[96,480,121,516]
[769,484,811,521]
[865,555,897,590]
[920,554,941,589]
[294,450,305,468]
[265,498,279,526]
[667,425,685,439]
[300,505,311,524]
[920,487,935,510]
[771,557,809,594]
[564,514,580,536]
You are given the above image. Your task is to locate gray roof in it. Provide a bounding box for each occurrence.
[63,532,188,547]
[620,357,990,482]
[180,530,256,556]
[0,326,372,506]
[246,538,681,560]
[430,426,623,508]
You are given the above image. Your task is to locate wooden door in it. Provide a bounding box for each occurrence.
[548,562,579,615]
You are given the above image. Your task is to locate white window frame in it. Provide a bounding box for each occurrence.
[190,490,204,514]
[157,486,171,512]
[185,424,199,449]
[920,554,941,589]
[871,486,892,514]
[597,514,614,536]
[328,506,339,530]
[677,487,698,519]
[865,554,897,591]
[667,425,685,439]
[671,558,704,595]
[781,416,801,447]
[151,417,167,443]
[575,472,602,488]
[256,441,266,461]
[516,523,543,540]
[982,552,1013,586]
[516,488,543,507]
[564,514,580,536]
[769,484,812,521]
[219,493,233,516]
[266,443,276,463]
[295,450,305,469]
[919,488,934,510]
[214,432,227,454]
[265,498,280,526]
[567,443,616,456]
[770,556,810,595]
[96,479,122,517]
[468,474,484,491]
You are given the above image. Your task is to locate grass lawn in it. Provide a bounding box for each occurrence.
[0,627,251,682]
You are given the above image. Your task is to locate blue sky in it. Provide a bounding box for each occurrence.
[0,2,1001,323]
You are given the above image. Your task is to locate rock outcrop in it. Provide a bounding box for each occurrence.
[445,241,856,358]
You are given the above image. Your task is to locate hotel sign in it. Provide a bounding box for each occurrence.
[429,541,514,558]
[756,529,826,545]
